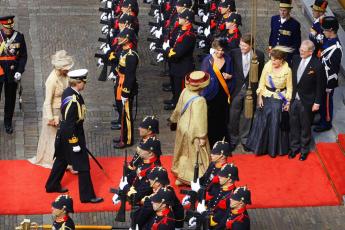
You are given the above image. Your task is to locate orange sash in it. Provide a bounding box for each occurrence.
[116,72,125,100]
[212,61,231,104]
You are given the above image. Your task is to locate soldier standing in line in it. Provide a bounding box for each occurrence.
[309,0,328,58]
[45,69,103,204]
[313,16,343,132]
[269,0,301,65]
[0,15,27,134]
[113,28,139,148]
[51,194,75,230]
[225,186,251,230]
[164,8,196,110]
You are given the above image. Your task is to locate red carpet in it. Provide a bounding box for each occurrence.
[316,141,345,196]
[0,153,340,215]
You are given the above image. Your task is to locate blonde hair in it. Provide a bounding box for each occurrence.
[68,79,82,87]
[51,50,74,70]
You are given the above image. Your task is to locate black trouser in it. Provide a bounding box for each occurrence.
[228,87,253,147]
[289,99,313,154]
[117,98,134,145]
[45,157,96,202]
[0,81,17,126]
[172,75,185,105]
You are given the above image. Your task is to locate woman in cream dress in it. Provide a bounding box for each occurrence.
[28,50,74,169]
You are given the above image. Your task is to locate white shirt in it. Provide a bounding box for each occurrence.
[296,55,312,100]
[280,17,287,24]
[242,51,252,78]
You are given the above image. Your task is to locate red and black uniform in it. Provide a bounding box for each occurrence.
[149,208,175,230]
[166,23,196,105]
[225,208,250,230]
[0,26,27,130]
[52,215,75,230]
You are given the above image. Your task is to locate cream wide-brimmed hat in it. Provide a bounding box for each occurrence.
[185,71,210,91]
[51,50,74,70]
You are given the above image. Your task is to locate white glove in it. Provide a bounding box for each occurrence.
[326,88,333,93]
[204,26,211,37]
[188,216,197,228]
[72,145,81,153]
[203,0,209,3]
[121,96,128,105]
[107,72,116,81]
[101,25,109,35]
[316,34,324,42]
[119,176,128,190]
[106,0,112,8]
[198,40,205,48]
[99,42,107,50]
[209,48,215,55]
[102,44,110,54]
[191,178,201,192]
[156,53,164,62]
[162,41,170,50]
[14,72,21,81]
[107,13,112,21]
[182,195,191,206]
[129,225,139,230]
[149,42,156,51]
[197,26,204,35]
[112,193,121,205]
[202,13,209,23]
[198,9,205,17]
[100,12,108,21]
[150,26,157,35]
[154,9,159,17]
[158,0,163,4]
[97,58,104,67]
[197,200,206,214]
[154,27,163,39]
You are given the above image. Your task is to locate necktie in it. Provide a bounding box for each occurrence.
[297,58,306,83]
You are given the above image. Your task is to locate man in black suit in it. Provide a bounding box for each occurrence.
[45,69,103,203]
[227,34,265,151]
[289,40,326,161]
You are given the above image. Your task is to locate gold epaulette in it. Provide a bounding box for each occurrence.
[210,215,218,226]
[68,136,79,144]
[109,51,116,61]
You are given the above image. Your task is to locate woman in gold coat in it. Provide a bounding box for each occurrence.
[170,71,211,186]
[28,50,74,169]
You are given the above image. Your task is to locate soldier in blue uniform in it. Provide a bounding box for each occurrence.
[309,0,328,58]
[269,0,301,65]
[214,0,237,38]
[0,15,27,134]
[314,16,343,132]
[222,12,242,52]
[164,8,196,110]
[51,195,75,230]
[225,186,251,230]
[45,69,103,204]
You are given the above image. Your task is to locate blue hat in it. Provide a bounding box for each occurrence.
[52,194,74,213]
[139,136,162,156]
[321,16,339,32]
[211,140,232,157]
[218,163,239,181]
[178,8,195,22]
[139,115,159,134]
[147,166,170,185]
[231,186,252,205]
[150,187,174,205]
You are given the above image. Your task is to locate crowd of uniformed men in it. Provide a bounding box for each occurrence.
[0,0,344,229]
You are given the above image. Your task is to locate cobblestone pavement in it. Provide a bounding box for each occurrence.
[0,0,345,229]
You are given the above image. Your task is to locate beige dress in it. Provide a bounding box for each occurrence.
[170,88,210,184]
[28,70,68,168]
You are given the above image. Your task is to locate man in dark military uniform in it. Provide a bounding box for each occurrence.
[0,15,27,134]
[124,115,159,168]
[269,0,301,64]
[189,163,239,229]
[214,0,237,38]
[132,166,184,229]
[314,16,343,132]
[45,69,103,204]
[112,28,139,148]
[222,12,242,52]
[309,0,328,58]
[182,140,232,208]
[164,8,196,110]
[225,186,251,230]
[112,136,162,206]
[51,194,75,230]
